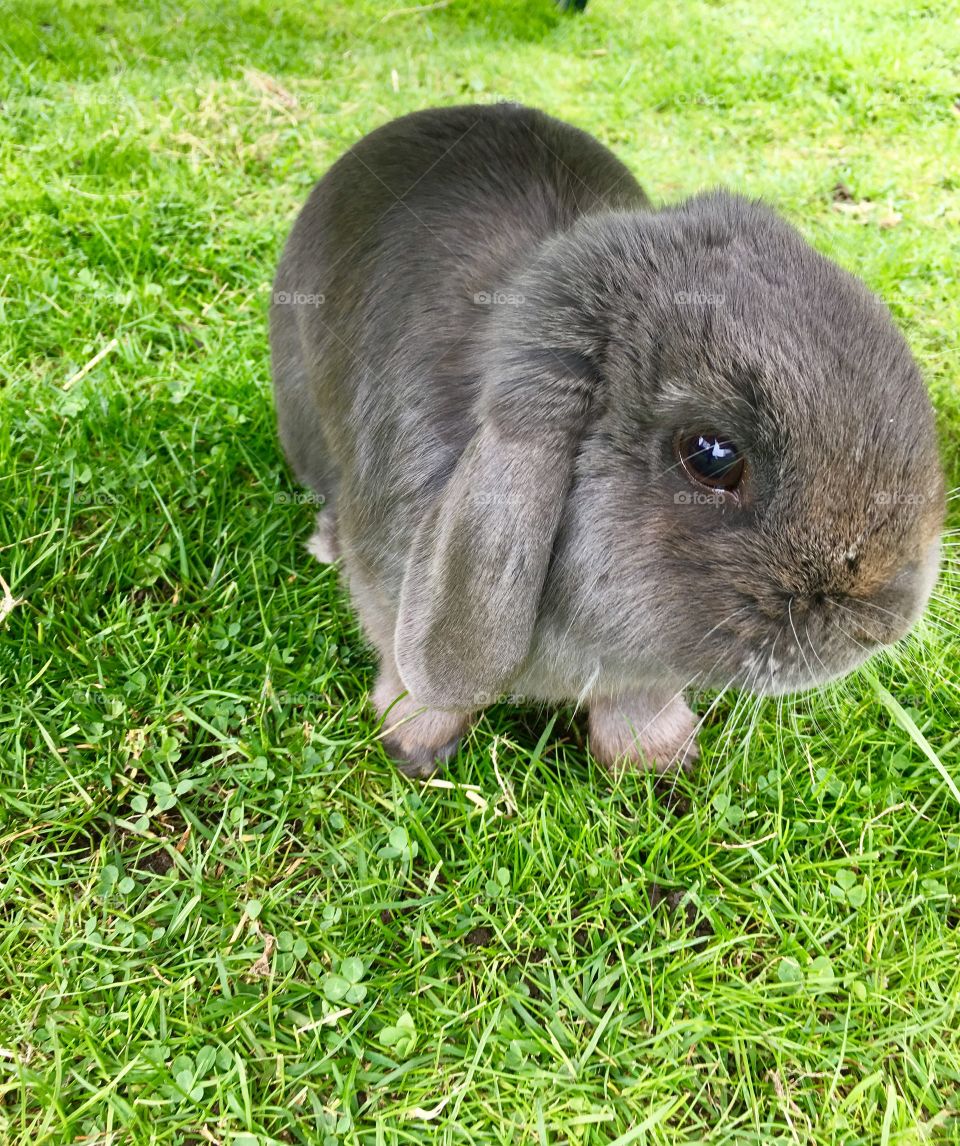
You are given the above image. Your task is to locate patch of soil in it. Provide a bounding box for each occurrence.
[464,925,494,948]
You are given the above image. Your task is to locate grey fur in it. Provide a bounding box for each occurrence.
[271,103,944,774]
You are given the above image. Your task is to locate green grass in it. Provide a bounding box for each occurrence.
[2,0,960,1141]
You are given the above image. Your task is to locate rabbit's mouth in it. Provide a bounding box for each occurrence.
[687,595,900,697]
[737,599,928,698]
[719,536,942,697]
[742,630,883,697]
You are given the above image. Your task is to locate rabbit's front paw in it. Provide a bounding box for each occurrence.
[588,691,699,774]
[305,509,339,564]
[372,672,471,778]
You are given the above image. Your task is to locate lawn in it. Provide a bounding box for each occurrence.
[2,0,960,1142]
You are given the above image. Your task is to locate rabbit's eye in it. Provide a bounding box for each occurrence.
[678,433,745,491]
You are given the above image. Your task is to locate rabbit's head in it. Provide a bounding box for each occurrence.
[395,193,944,707]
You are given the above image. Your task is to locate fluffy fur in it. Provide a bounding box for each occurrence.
[270,103,944,775]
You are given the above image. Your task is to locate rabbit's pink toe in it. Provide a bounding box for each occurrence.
[589,692,699,774]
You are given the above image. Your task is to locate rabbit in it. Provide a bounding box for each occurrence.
[270,102,945,777]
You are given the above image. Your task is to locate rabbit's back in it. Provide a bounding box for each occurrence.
[271,103,646,588]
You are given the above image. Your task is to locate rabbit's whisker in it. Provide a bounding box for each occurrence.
[787,595,819,687]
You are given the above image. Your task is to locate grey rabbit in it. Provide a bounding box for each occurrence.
[270,103,944,776]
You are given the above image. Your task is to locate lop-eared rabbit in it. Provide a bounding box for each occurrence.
[271,104,943,776]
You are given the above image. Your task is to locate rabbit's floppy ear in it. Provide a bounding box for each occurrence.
[394,338,598,711]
